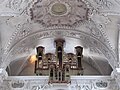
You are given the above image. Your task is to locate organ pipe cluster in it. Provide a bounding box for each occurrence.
[34,39,83,83]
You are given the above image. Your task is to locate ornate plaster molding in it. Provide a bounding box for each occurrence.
[0,0,119,72]
[93,0,113,9]
[1,76,118,90]
[0,0,34,16]
[0,0,120,16]
[111,68,120,89]
[4,19,114,56]
[30,0,92,28]
[0,69,8,84]
[1,30,117,70]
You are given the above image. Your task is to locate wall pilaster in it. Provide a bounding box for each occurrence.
[0,69,8,85]
[111,68,120,89]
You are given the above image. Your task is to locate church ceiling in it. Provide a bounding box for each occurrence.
[30,0,90,28]
[0,0,120,69]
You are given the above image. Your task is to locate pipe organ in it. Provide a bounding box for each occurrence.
[34,39,83,83]
[35,46,44,75]
[55,39,65,69]
[75,46,83,75]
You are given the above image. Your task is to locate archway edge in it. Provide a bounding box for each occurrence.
[1,29,117,69]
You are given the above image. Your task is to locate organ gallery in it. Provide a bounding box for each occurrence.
[34,39,83,83]
[0,0,120,90]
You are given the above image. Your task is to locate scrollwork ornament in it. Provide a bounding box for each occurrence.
[0,69,8,84]
[111,68,120,89]
[30,0,91,28]
[96,80,108,88]
[31,85,45,90]
[1,76,118,90]
[4,22,31,55]
[11,0,22,10]
[94,0,113,9]
[11,80,24,88]
[0,0,5,4]
[6,0,23,10]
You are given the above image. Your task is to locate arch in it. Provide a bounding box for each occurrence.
[1,29,117,70]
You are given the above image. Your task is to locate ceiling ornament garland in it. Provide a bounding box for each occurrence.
[93,0,113,9]
[30,0,92,28]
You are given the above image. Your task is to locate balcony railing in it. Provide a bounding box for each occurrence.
[0,76,119,90]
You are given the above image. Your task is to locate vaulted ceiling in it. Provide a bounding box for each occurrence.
[0,0,120,75]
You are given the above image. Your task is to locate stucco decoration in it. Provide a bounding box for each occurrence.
[1,30,117,69]
[0,0,33,16]
[111,68,120,88]
[93,0,113,9]
[70,76,118,90]
[0,0,119,73]
[1,76,118,90]
[11,80,25,88]
[4,19,114,58]
[30,0,91,28]
[0,69,8,84]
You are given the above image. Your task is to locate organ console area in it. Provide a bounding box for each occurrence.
[34,39,83,83]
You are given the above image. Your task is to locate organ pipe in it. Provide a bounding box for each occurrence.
[75,46,83,69]
[35,46,44,75]
[55,39,65,68]
[34,39,84,83]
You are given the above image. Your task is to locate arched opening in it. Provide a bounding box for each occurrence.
[5,38,113,76]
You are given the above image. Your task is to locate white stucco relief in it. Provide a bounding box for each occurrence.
[0,0,120,89]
